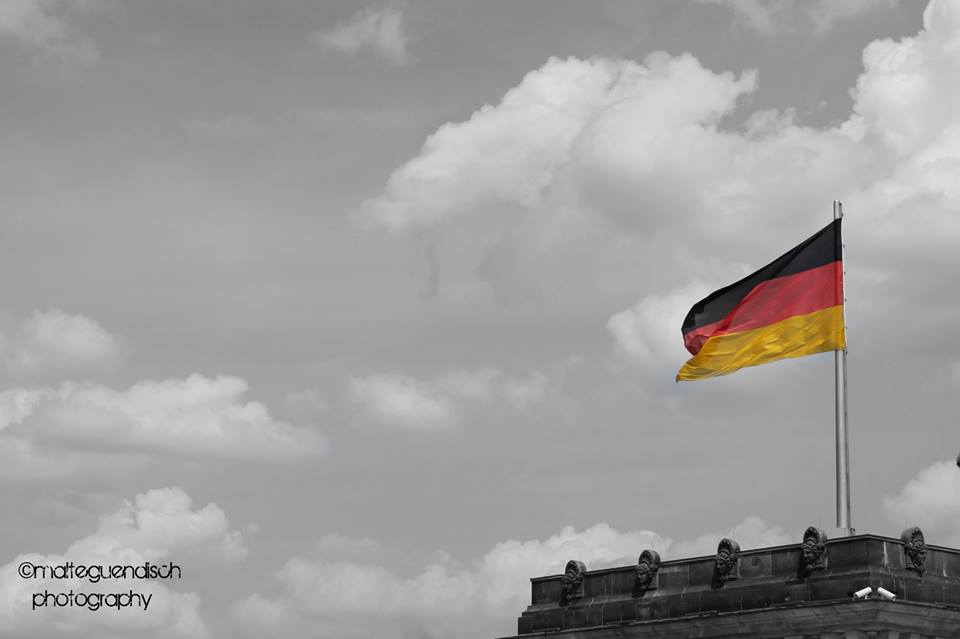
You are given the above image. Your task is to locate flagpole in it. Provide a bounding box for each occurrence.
[834,200,853,535]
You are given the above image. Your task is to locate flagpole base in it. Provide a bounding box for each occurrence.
[831,526,856,538]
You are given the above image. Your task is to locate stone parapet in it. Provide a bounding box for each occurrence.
[502,532,960,638]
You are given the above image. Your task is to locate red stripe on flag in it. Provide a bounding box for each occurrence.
[684,261,843,355]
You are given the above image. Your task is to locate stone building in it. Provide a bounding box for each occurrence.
[501,528,960,639]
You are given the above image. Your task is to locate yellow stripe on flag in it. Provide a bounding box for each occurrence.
[676,305,846,382]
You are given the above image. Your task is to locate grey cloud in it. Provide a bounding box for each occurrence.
[0,309,125,385]
[695,0,896,37]
[313,5,410,66]
[0,0,109,64]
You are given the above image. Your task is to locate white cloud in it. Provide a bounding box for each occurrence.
[0,308,326,478]
[357,50,862,309]
[852,1,960,159]
[837,0,960,292]
[363,53,757,232]
[0,374,326,478]
[0,309,124,383]
[0,0,107,64]
[349,373,455,428]
[349,368,549,428]
[84,487,248,563]
[314,5,409,66]
[0,487,244,638]
[607,281,715,367]
[883,460,960,547]
[228,517,790,639]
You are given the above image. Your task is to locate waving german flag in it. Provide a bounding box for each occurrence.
[677,220,845,382]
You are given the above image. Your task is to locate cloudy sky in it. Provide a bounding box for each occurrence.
[2,1,960,637]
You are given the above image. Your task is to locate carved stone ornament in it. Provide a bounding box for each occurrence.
[633,549,661,597]
[901,526,927,576]
[559,560,587,606]
[799,526,829,576]
[713,538,740,588]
